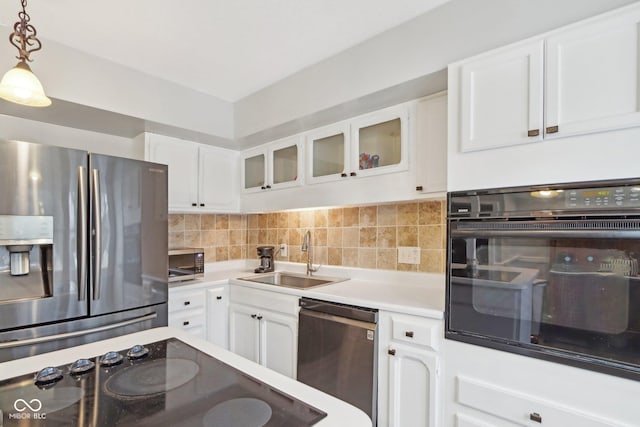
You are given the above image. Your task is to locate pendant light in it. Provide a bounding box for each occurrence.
[0,0,51,107]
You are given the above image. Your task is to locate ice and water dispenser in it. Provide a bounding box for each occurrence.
[0,215,54,301]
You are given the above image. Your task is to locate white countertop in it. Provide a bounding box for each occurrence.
[0,327,371,427]
[171,260,445,318]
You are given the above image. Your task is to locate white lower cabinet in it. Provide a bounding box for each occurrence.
[168,282,229,348]
[378,311,442,427]
[228,286,299,378]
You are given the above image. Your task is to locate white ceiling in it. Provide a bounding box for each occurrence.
[0,0,449,102]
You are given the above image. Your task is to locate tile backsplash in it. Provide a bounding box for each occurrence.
[168,199,446,273]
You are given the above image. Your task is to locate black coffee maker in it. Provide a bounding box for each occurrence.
[254,246,275,273]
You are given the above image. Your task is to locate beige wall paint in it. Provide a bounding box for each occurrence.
[169,199,446,273]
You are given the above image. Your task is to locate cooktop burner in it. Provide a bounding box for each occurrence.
[0,338,326,426]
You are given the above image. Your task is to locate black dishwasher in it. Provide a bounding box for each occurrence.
[297,297,378,425]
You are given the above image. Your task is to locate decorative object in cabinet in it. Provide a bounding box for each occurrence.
[142,133,239,212]
[241,135,303,193]
[454,3,640,153]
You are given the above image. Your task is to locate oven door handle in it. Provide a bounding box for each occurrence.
[450,228,640,239]
[0,313,157,350]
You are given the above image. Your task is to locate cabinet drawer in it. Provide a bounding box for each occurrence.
[169,289,206,313]
[391,314,440,350]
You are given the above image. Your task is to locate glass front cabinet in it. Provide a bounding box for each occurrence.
[242,136,303,193]
[306,105,409,184]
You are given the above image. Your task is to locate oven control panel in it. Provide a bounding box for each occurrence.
[565,186,640,208]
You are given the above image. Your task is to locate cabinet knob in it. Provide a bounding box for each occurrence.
[546,125,559,134]
[216,296,222,300]
[415,186,423,192]
[191,203,197,207]
[257,315,263,320]
[527,129,540,137]
[350,172,357,177]
[340,173,348,178]
[251,314,257,319]
[200,203,205,207]
[183,321,190,326]
[405,331,414,338]
[388,349,396,356]
[265,185,271,189]
[529,413,542,423]
[184,301,191,306]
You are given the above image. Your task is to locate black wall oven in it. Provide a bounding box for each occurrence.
[446,178,640,380]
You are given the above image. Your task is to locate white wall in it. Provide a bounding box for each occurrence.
[234,0,637,140]
[0,114,141,159]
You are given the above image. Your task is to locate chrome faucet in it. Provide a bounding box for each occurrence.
[301,230,320,276]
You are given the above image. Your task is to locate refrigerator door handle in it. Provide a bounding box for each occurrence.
[91,168,102,301]
[77,166,87,301]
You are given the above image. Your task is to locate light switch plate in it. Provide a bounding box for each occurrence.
[398,246,420,264]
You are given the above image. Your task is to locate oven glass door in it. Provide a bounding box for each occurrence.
[448,218,640,372]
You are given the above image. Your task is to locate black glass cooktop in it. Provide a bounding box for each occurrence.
[0,338,326,426]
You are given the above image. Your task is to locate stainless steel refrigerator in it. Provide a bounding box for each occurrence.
[0,139,168,361]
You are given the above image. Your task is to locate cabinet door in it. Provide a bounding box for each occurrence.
[198,145,239,212]
[305,122,350,184]
[207,286,228,349]
[459,40,544,152]
[351,105,409,177]
[415,92,447,194]
[387,344,439,427]
[228,303,260,363]
[260,310,297,378]
[545,9,640,138]
[269,136,303,190]
[242,148,267,193]
[147,135,199,209]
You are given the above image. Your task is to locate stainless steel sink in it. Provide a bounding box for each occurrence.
[237,271,348,289]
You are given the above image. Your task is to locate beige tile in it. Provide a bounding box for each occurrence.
[327,228,343,247]
[397,202,418,225]
[201,214,216,230]
[397,263,418,272]
[441,200,447,224]
[288,228,302,246]
[397,226,418,247]
[377,204,397,226]
[342,248,358,267]
[359,227,377,247]
[359,206,377,226]
[257,214,268,229]
[377,248,397,270]
[266,229,277,245]
[216,214,230,229]
[277,229,290,246]
[314,209,328,227]
[277,212,289,229]
[419,200,443,225]
[215,247,229,261]
[248,229,259,244]
[184,231,201,247]
[418,249,444,273]
[229,245,243,260]
[184,214,200,231]
[418,225,443,250]
[204,247,216,263]
[377,226,397,248]
[328,208,343,227]
[314,247,328,265]
[247,214,259,229]
[201,230,216,247]
[168,231,184,249]
[268,213,278,229]
[300,211,314,228]
[328,248,342,266]
[230,229,246,245]
[343,227,359,247]
[313,228,327,246]
[343,207,359,227]
[289,245,302,263]
[288,211,301,228]
[358,248,377,269]
[214,230,229,246]
[168,214,185,232]
[229,214,243,229]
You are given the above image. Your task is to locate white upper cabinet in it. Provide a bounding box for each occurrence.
[143,133,240,212]
[454,3,640,153]
[305,122,349,184]
[242,135,303,193]
[415,92,447,194]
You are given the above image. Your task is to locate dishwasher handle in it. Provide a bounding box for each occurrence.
[299,308,377,331]
[299,297,378,323]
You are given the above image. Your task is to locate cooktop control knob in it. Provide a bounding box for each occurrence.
[35,366,63,385]
[100,351,124,367]
[126,344,149,360]
[70,358,96,375]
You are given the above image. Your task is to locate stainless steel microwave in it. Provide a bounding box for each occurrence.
[168,248,204,283]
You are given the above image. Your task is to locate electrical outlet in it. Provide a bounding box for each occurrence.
[398,246,420,264]
[279,243,288,257]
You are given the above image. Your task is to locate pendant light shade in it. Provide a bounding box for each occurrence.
[0,61,51,107]
[0,0,51,107]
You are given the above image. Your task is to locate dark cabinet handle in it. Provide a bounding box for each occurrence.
[388,349,396,356]
[527,129,540,137]
[546,125,559,134]
[350,172,357,177]
[265,185,271,189]
[257,315,263,320]
[260,186,266,190]
[216,296,222,300]
[200,203,205,207]
[184,301,191,306]
[341,173,348,178]
[251,314,257,319]
[191,203,197,206]
[405,331,414,338]
[529,413,542,423]
[183,321,190,326]
[416,186,423,191]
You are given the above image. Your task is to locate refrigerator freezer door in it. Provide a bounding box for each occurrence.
[0,140,89,330]
[89,154,168,315]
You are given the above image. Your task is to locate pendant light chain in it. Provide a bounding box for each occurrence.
[10,0,43,64]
